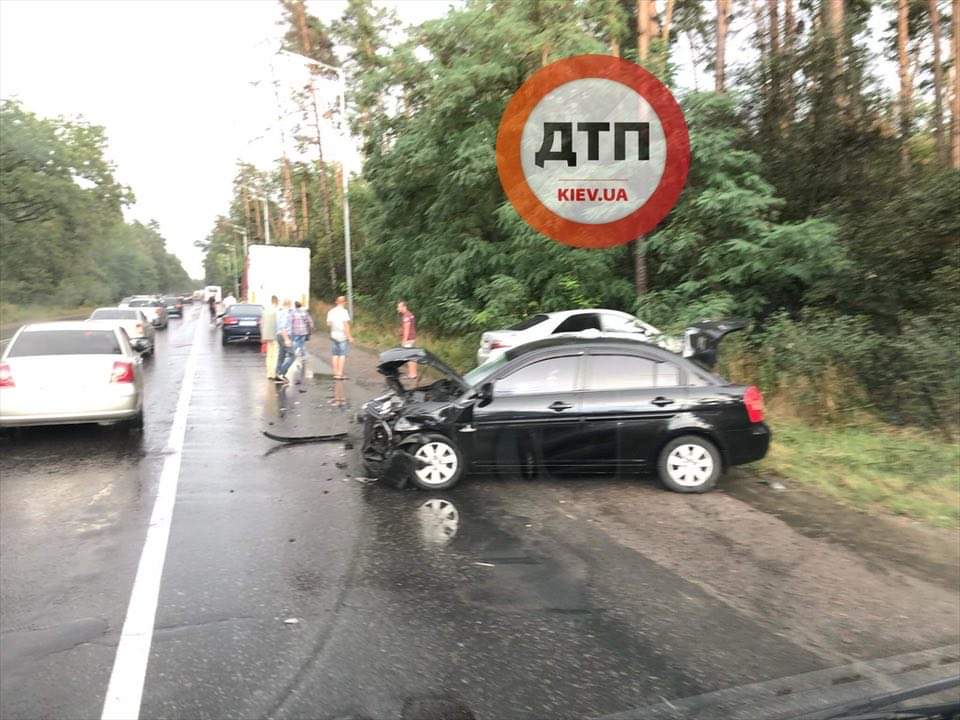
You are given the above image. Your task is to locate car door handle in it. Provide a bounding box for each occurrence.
[548,401,573,412]
[651,397,675,407]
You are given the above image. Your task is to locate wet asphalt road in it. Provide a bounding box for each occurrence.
[1,305,958,720]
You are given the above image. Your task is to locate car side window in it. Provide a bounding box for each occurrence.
[585,354,683,390]
[496,356,579,395]
[554,313,601,333]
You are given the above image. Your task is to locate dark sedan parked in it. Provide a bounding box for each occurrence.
[162,296,184,318]
[221,303,263,346]
[361,330,769,492]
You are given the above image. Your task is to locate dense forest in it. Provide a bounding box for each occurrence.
[0,100,193,307]
[203,0,959,427]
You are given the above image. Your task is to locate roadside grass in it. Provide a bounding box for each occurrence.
[0,303,95,332]
[759,415,960,528]
[311,297,960,528]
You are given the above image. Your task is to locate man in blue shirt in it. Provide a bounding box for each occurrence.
[275,299,295,383]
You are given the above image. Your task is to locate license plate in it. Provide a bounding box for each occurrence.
[239,320,256,326]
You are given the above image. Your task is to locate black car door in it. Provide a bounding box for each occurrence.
[471,354,584,474]
[579,352,688,475]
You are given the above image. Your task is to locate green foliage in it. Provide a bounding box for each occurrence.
[0,100,191,306]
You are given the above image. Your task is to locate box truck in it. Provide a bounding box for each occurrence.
[245,245,311,307]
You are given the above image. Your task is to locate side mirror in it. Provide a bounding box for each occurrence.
[478,382,494,405]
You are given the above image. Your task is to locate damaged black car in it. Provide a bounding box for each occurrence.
[360,322,770,492]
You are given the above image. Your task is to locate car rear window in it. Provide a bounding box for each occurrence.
[585,354,682,390]
[128,300,152,307]
[8,330,122,357]
[554,313,601,333]
[508,314,548,331]
[227,304,263,316]
[162,297,180,304]
[91,309,137,320]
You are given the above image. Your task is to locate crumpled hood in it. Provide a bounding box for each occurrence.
[376,347,469,391]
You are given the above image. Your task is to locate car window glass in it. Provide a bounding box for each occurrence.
[656,361,680,387]
[8,330,122,356]
[496,356,578,395]
[554,313,600,333]
[586,355,655,390]
[91,309,135,320]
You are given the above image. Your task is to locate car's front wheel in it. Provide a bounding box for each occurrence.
[409,434,464,491]
[657,435,721,493]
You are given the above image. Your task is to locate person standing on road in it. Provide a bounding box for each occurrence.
[291,301,314,359]
[275,299,295,383]
[207,295,217,325]
[326,295,353,380]
[262,295,279,380]
[397,300,417,380]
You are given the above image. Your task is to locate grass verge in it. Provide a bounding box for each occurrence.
[759,416,960,528]
[0,303,95,333]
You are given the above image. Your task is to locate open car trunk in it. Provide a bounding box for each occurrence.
[681,319,747,369]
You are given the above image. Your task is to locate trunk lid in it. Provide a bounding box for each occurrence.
[6,355,123,390]
[682,319,748,369]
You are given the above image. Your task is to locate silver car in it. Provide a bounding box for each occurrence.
[120,296,168,329]
[476,309,671,365]
[88,307,155,355]
[0,321,144,429]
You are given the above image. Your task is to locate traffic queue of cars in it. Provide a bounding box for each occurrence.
[361,311,770,495]
[0,294,186,432]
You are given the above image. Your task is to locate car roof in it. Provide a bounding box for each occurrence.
[505,335,677,362]
[535,308,631,321]
[21,321,123,332]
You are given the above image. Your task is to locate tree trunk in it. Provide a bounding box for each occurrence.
[929,0,946,163]
[715,0,730,92]
[633,0,655,295]
[637,0,650,64]
[898,0,913,170]
[768,0,781,56]
[952,0,960,169]
[661,0,675,42]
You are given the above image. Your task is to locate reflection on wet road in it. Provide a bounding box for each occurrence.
[1,306,958,720]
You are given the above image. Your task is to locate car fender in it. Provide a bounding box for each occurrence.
[654,415,730,469]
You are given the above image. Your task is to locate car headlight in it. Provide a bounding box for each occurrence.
[393,417,422,432]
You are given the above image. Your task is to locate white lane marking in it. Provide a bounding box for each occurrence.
[101,313,204,720]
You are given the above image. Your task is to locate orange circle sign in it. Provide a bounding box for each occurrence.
[496,55,690,249]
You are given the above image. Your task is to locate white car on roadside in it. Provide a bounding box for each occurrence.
[88,307,155,356]
[0,321,144,430]
[476,308,677,365]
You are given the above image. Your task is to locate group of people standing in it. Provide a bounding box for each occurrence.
[261,296,315,384]
[259,294,417,387]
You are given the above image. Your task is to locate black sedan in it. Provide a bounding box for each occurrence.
[361,328,769,492]
[221,303,263,346]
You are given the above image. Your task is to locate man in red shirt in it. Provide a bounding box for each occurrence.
[397,300,417,380]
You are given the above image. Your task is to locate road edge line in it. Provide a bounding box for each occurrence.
[101,313,203,720]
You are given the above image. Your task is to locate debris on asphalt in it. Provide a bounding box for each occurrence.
[759,477,788,491]
[343,441,354,450]
[335,461,348,469]
[283,618,299,625]
[474,561,495,568]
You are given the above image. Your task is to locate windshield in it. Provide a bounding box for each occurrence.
[462,354,509,387]
[8,330,121,356]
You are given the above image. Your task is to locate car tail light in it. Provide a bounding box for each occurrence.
[744,385,765,423]
[223,316,239,325]
[489,340,510,350]
[0,363,14,388]
[111,361,135,383]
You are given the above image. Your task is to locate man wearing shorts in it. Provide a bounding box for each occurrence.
[326,296,353,380]
[397,300,417,380]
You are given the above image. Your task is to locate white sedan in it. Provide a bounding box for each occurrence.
[476,308,674,365]
[0,321,144,430]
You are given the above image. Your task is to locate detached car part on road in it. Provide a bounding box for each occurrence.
[361,324,769,493]
[0,321,145,430]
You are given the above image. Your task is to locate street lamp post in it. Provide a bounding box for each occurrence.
[279,50,354,319]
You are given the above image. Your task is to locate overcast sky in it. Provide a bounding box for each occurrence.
[0,1,894,279]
